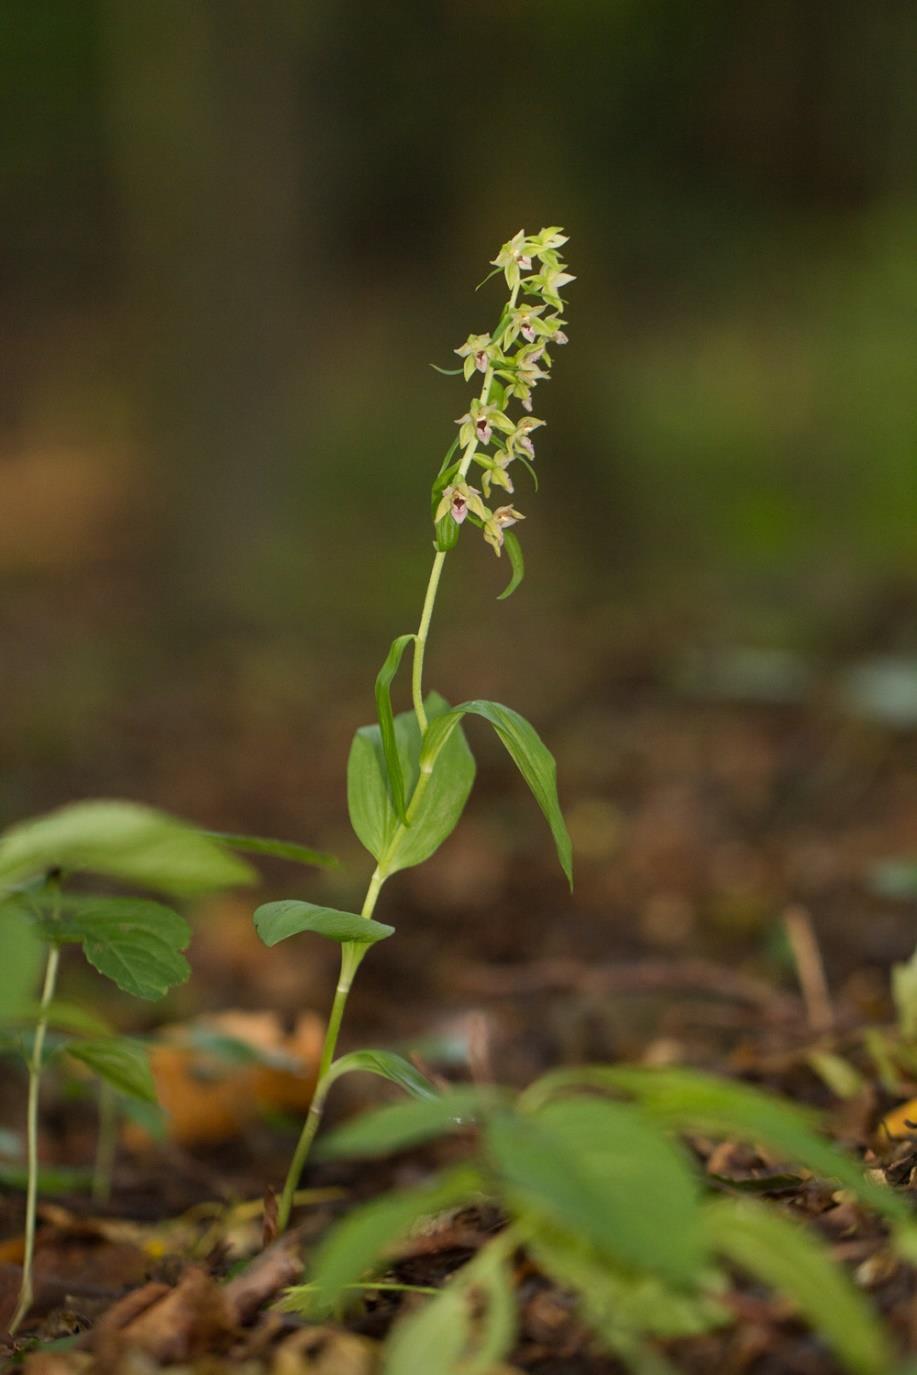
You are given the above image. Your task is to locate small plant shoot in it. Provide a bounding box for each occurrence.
[253,229,575,1229]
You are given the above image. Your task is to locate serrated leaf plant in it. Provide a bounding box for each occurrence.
[0,799,261,1334]
[253,229,575,1231]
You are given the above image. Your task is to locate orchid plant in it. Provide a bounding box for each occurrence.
[253,229,575,1230]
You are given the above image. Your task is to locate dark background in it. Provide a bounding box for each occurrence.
[2,1,916,1031]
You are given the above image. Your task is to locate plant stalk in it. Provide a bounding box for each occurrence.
[10,941,61,1336]
[92,1080,118,1205]
[278,283,521,1230]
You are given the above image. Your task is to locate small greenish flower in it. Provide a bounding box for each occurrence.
[479,450,515,500]
[454,332,494,381]
[483,504,525,556]
[528,226,569,258]
[457,398,514,448]
[491,229,533,292]
[435,481,487,526]
[504,303,547,348]
[504,348,549,410]
[542,314,569,345]
[509,415,545,460]
[527,261,575,309]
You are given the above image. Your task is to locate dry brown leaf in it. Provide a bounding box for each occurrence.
[123,1010,323,1148]
[272,1325,379,1375]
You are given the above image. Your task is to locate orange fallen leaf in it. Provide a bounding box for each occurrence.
[124,1010,323,1148]
[877,1098,917,1143]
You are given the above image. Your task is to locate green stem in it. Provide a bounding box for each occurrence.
[277,285,522,1231]
[10,941,61,1336]
[411,550,447,733]
[92,1080,118,1205]
[277,938,366,1233]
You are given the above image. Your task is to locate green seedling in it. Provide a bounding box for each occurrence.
[252,229,575,1230]
[285,1066,912,1375]
[0,799,262,1335]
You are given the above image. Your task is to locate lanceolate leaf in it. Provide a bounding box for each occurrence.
[0,902,42,1019]
[254,899,394,947]
[374,634,416,824]
[497,529,525,601]
[317,1087,493,1160]
[383,1284,471,1375]
[67,1037,157,1102]
[65,897,191,1001]
[704,1198,892,1375]
[488,1100,705,1285]
[546,1066,909,1227]
[0,801,256,896]
[347,693,475,875]
[323,1049,438,1101]
[303,1166,482,1317]
[420,700,572,887]
[203,831,339,870]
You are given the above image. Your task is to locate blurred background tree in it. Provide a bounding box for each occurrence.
[1,0,915,826]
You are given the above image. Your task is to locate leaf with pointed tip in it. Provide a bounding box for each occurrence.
[704,1198,892,1375]
[317,1087,493,1160]
[497,530,524,601]
[254,900,393,947]
[65,897,191,1001]
[421,700,572,887]
[324,1049,438,1101]
[0,902,42,1018]
[347,693,475,874]
[67,1037,157,1102]
[204,831,338,870]
[375,635,416,823]
[302,1166,482,1317]
[0,801,255,896]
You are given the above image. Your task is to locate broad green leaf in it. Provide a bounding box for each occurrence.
[253,900,394,947]
[0,1163,94,1193]
[323,1049,438,1100]
[347,693,475,875]
[65,897,191,1001]
[497,529,524,601]
[301,1166,482,1316]
[374,634,416,824]
[316,1087,493,1161]
[4,1001,113,1037]
[548,1067,909,1227]
[704,1197,892,1375]
[0,903,42,1018]
[67,1037,157,1102]
[203,831,338,870]
[383,1285,471,1375]
[488,1100,704,1285]
[527,1222,726,1345]
[892,945,917,1039]
[420,700,572,887]
[0,801,255,896]
[459,1244,517,1375]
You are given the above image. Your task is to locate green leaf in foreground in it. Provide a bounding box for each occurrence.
[203,831,339,870]
[253,900,394,948]
[65,897,191,1001]
[488,1100,705,1285]
[584,1066,910,1226]
[704,1197,892,1375]
[0,903,42,1018]
[374,634,416,824]
[317,1087,492,1160]
[295,1166,482,1317]
[347,693,475,874]
[67,1037,157,1102]
[420,700,572,887]
[0,801,256,896]
[323,1049,438,1101]
[383,1284,471,1375]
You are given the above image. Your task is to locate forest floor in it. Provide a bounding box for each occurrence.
[2,627,917,1373]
